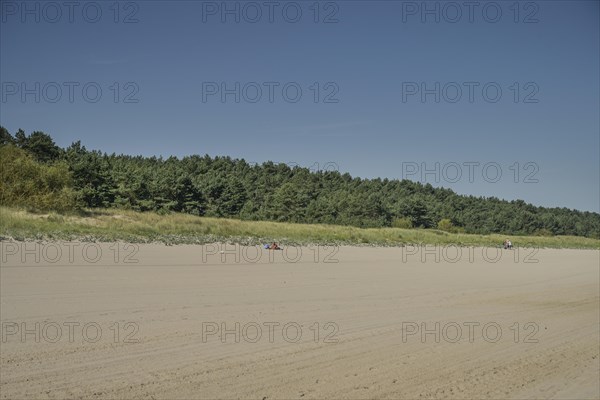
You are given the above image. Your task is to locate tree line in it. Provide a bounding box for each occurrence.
[1,127,598,238]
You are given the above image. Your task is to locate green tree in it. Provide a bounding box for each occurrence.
[64,142,116,207]
[22,131,62,162]
[0,126,15,145]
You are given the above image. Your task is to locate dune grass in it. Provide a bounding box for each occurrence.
[0,206,598,249]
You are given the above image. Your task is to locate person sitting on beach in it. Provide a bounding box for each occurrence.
[269,242,281,250]
[507,240,513,249]
[503,239,508,249]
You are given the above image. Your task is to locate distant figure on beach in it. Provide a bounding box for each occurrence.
[265,242,282,250]
[504,239,513,249]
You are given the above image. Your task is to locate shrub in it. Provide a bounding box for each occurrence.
[437,218,454,232]
[392,217,413,229]
[0,145,77,212]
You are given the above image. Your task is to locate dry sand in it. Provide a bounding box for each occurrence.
[1,242,598,399]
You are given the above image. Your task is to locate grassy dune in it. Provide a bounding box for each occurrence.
[0,207,598,249]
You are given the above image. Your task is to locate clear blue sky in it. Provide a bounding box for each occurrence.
[1,0,599,212]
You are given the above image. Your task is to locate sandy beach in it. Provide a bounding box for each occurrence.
[1,243,598,399]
